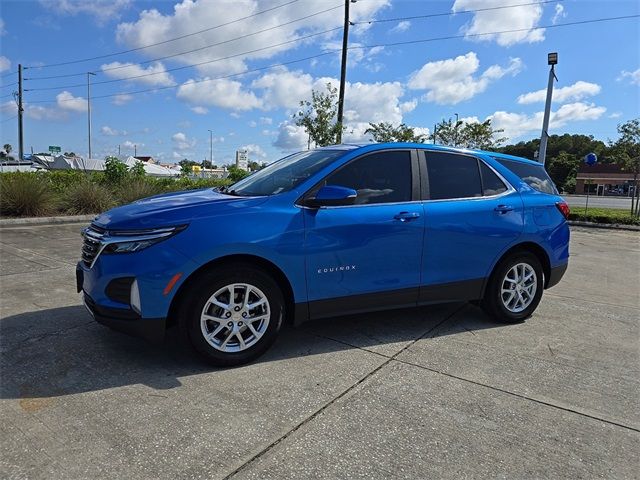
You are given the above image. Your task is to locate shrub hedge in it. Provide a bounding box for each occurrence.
[0,170,230,218]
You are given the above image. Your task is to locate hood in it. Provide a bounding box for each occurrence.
[93,188,268,230]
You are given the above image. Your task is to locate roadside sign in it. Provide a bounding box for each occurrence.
[192,165,201,173]
[49,145,61,153]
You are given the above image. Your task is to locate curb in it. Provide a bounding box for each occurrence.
[0,214,96,227]
[568,220,640,232]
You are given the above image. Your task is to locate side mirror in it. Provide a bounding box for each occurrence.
[306,185,357,208]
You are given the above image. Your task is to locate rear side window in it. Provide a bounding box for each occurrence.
[494,158,557,194]
[479,162,508,196]
[324,150,412,205]
[425,152,482,200]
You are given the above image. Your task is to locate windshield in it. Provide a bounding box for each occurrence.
[228,149,344,196]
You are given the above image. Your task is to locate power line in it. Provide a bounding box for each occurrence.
[0,71,17,79]
[26,13,640,105]
[24,0,300,70]
[25,26,342,92]
[353,0,562,25]
[25,4,342,81]
[1,114,18,123]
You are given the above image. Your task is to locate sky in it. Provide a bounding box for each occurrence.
[0,0,639,166]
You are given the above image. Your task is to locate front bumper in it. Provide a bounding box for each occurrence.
[79,266,166,344]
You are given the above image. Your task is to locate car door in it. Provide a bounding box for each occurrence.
[301,149,424,318]
[420,150,524,303]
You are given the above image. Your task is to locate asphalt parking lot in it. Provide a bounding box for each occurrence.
[1,223,638,479]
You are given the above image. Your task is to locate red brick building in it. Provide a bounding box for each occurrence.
[576,163,636,196]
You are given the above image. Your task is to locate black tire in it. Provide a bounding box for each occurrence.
[182,264,284,367]
[481,251,544,324]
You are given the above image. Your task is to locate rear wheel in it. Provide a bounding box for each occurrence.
[482,252,544,323]
[183,265,284,366]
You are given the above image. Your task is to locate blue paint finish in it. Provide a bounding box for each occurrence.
[77,142,570,326]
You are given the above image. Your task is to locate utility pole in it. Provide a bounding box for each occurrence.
[433,123,437,144]
[208,129,213,164]
[118,144,121,156]
[454,113,459,147]
[539,52,558,166]
[87,72,96,159]
[17,64,24,161]
[336,0,352,144]
[134,144,137,157]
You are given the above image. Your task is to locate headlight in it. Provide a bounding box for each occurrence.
[101,225,187,255]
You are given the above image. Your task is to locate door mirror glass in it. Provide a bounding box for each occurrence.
[307,185,357,207]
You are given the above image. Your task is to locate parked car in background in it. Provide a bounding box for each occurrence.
[77,143,570,366]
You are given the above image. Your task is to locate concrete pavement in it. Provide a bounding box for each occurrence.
[0,224,638,479]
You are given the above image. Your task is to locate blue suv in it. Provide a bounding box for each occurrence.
[77,143,570,366]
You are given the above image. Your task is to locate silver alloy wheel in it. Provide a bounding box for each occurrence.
[500,262,537,313]
[200,283,270,353]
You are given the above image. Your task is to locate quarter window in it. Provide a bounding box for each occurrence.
[426,152,482,200]
[479,162,508,196]
[322,150,412,205]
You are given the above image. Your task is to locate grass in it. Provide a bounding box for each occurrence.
[0,171,230,218]
[569,206,640,226]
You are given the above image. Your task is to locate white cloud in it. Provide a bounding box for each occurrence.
[517,81,601,104]
[116,0,389,77]
[2,100,66,122]
[391,20,411,33]
[101,126,127,136]
[56,91,87,112]
[609,112,622,119]
[400,99,418,113]
[452,0,545,46]
[252,68,314,110]
[273,121,309,151]
[618,68,640,86]
[190,106,208,115]
[100,61,175,87]
[112,93,133,106]
[259,116,272,125]
[0,18,6,35]
[172,132,196,151]
[122,140,143,151]
[248,120,257,128]
[0,56,10,73]
[408,52,522,105]
[240,144,267,159]
[177,78,262,111]
[552,3,566,24]
[490,102,606,139]
[39,0,131,23]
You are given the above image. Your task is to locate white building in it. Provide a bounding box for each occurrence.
[235,150,249,171]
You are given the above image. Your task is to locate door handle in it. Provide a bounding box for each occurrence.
[494,204,514,214]
[394,211,421,222]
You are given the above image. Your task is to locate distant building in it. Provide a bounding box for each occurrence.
[576,163,636,196]
[133,156,157,164]
[235,150,249,171]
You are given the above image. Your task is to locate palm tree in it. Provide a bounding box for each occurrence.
[3,144,12,154]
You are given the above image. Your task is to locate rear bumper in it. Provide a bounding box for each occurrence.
[546,262,568,289]
[82,292,166,344]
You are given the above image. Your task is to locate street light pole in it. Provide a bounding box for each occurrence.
[539,52,558,166]
[87,72,96,159]
[208,129,213,164]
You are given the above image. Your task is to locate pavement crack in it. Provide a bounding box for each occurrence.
[222,304,467,479]
[2,320,94,355]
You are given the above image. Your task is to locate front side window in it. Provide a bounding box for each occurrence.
[321,150,412,205]
[229,149,344,196]
[426,152,482,200]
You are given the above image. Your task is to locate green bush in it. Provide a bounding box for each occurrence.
[61,180,115,214]
[104,156,129,185]
[0,172,56,217]
[569,207,639,225]
[118,179,164,204]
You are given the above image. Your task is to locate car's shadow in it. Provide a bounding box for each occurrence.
[0,302,506,400]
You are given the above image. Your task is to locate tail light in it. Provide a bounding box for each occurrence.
[555,201,570,220]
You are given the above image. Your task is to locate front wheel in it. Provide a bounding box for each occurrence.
[481,252,544,323]
[183,265,284,366]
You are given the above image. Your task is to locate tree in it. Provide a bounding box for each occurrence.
[609,118,640,217]
[430,118,462,146]
[459,119,506,150]
[3,144,12,154]
[248,161,265,171]
[365,122,428,143]
[227,165,249,182]
[130,160,146,178]
[294,83,343,147]
[104,156,129,184]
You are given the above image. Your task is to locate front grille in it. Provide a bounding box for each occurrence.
[81,224,106,267]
